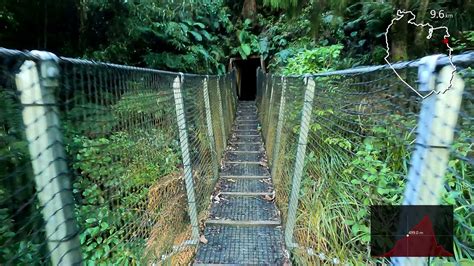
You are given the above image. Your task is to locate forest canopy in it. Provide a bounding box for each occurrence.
[1,0,473,74]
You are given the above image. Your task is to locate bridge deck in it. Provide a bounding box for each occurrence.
[194,101,288,265]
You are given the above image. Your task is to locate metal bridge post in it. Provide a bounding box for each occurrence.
[285,76,316,249]
[223,76,233,132]
[256,68,261,103]
[271,77,287,178]
[260,74,271,138]
[15,52,83,265]
[172,74,200,242]
[265,76,276,149]
[203,76,219,180]
[392,60,465,265]
[230,69,238,116]
[216,76,227,147]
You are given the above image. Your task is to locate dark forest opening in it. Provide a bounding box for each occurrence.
[233,57,261,101]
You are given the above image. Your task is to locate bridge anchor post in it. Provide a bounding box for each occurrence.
[173,74,200,242]
[216,77,227,147]
[392,58,465,265]
[203,76,219,180]
[271,77,287,178]
[15,51,83,265]
[285,76,315,249]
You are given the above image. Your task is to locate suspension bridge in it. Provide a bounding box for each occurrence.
[0,48,472,265]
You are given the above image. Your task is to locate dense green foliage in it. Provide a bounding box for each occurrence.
[1,0,473,264]
[71,129,181,264]
[0,80,183,264]
[262,0,473,72]
[268,63,473,263]
[0,89,50,265]
[2,1,473,72]
[296,110,473,263]
[2,0,234,73]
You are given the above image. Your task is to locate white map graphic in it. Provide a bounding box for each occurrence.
[384,10,456,99]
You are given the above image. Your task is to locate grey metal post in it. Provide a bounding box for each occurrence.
[285,76,316,249]
[15,52,83,265]
[256,68,261,103]
[230,70,238,114]
[203,76,219,179]
[172,74,200,241]
[265,77,276,145]
[216,76,227,147]
[393,61,465,265]
[259,74,270,136]
[223,76,232,127]
[262,75,271,126]
[271,77,287,178]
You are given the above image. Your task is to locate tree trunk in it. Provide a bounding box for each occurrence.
[391,0,410,61]
[242,0,257,19]
[43,0,48,49]
[413,0,429,55]
[77,0,88,51]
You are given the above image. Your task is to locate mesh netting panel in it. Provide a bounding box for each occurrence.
[59,60,195,264]
[257,70,306,226]
[295,69,419,264]
[181,75,217,214]
[0,49,236,265]
[257,61,473,264]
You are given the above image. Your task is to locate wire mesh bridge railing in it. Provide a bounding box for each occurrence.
[257,52,473,265]
[0,46,473,266]
[0,48,236,265]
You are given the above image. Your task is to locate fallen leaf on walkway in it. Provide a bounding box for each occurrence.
[200,235,208,244]
[264,191,275,201]
[214,192,228,203]
[212,192,223,203]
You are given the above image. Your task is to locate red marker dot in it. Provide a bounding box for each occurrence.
[442,38,449,44]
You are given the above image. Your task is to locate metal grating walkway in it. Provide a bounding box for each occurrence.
[194,101,288,265]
